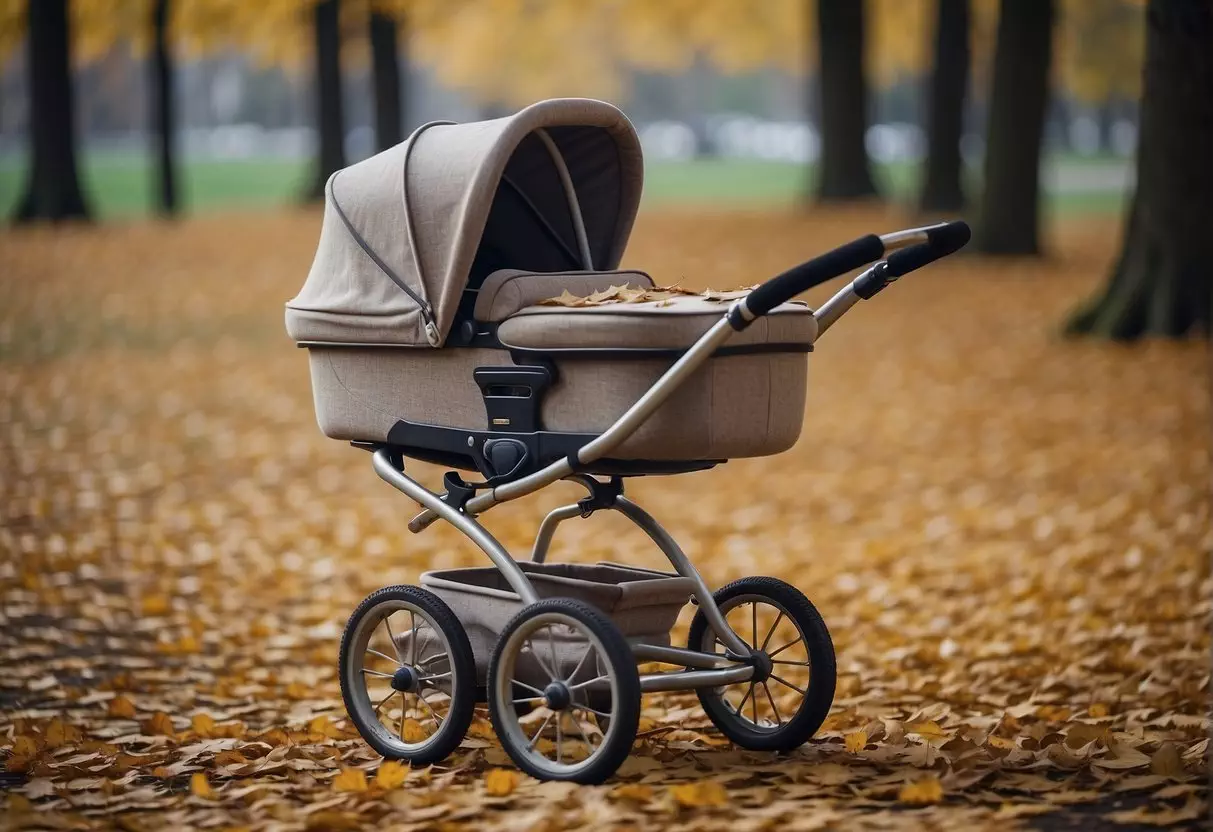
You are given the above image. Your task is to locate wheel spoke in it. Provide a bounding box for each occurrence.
[416,690,444,726]
[570,708,596,751]
[573,703,612,719]
[569,675,609,691]
[759,611,785,652]
[529,712,554,748]
[529,630,559,681]
[409,611,417,666]
[419,671,452,682]
[373,690,395,715]
[750,602,758,649]
[751,681,758,724]
[383,612,405,664]
[767,636,804,659]
[769,672,806,695]
[366,647,401,666]
[398,692,407,741]
[565,644,593,685]
[762,681,783,725]
[548,625,560,682]
[771,659,811,667]
[362,668,394,679]
[735,681,756,718]
[512,679,546,697]
[512,696,545,705]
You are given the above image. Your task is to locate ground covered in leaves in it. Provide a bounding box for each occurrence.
[1,208,1209,830]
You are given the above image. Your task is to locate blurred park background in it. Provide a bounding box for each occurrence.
[0,0,1153,222]
[1,1,1210,829]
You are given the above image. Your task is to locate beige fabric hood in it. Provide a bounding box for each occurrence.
[286,98,644,347]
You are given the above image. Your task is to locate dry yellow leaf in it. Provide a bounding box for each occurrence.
[611,783,654,803]
[374,760,408,790]
[899,777,944,805]
[141,594,171,616]
[190,772,214,799]
[1149,743,1184,777]
[191,713,217,737]
[1088,703,1110,718]
[400,719,428,744]
[213,750,247,767]
[669,780,728,808]
[107,695,137,719]
[331,767,369,793]
[6,794,33,814]
[44,719,80,749]
[142,712,176,739]
[845,729,869,753]
[11,735,39,757]
[484,768,520,797]
[906,721,947,741]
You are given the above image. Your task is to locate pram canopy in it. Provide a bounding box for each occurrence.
[287,98,645,347]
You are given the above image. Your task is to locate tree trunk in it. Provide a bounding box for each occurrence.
[973,0,1054,254]
[15,0,90,223]
[150,0,177,216]
[1065,0,1212,340]
[306,0,345,201]
[370,11,404,151]
[919,0,970,213]
[814,0,879,202]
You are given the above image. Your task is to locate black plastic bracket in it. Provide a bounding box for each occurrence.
[576,476,624,517]
[440,471,479,512]
[474,365,553,433]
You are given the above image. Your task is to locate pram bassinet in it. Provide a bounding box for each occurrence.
[286,98,814,476]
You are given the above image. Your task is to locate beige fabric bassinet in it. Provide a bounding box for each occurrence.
[287,99,813,475]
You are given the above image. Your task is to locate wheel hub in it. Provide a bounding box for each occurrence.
[391,666,418,692]
[542,681,572,711]
[749,650,773,683]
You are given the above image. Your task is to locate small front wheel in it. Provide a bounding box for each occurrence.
[487,598,640,784]
[339,585,476,764]
[687,576,836,752]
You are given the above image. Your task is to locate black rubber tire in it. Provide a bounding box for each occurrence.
[339,585,476,764]
[687,576,836,752]
[487,598,640,784]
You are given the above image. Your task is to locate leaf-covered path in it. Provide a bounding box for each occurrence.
[1,210,1208,830]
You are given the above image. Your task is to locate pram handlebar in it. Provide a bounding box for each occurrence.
[735,220,969,325]
[740,234,885,319]
[884,220,970,277]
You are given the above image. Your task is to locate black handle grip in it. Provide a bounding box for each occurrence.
[886,220,970,277]
[744,234,885,318]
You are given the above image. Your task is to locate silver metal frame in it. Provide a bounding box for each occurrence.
[374,222,954,694]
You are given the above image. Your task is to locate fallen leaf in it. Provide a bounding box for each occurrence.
[669,780,728,808]
[484,768,520,797]
[374,760,407,790]
[190,772,214,799]
[107,696,137,719]
[331,767,368,793]
[899,778,944,805]
[845,729,869,753]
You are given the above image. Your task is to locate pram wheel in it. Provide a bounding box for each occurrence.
[487,598,640,784]
[687,576,836,752]
[339,585,476,764]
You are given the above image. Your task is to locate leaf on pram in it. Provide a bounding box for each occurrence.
[539,283,757,307]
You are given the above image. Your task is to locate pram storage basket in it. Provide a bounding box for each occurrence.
[287,98,815,472]
[419,562,693,683]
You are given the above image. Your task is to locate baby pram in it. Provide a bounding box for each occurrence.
[286,98,969,783]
